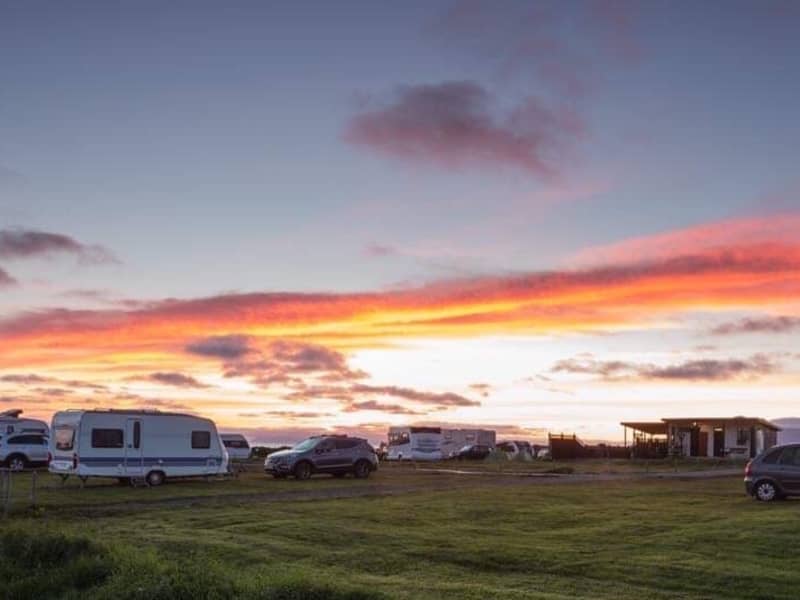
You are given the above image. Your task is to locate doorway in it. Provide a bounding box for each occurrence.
[713,428,725,457]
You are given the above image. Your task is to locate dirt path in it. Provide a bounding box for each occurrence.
[49,468,743,517]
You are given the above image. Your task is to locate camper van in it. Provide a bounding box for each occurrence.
[48,409,229,486]
[220,433,251,461]
[387,426,497,461]
[0,409,49,437]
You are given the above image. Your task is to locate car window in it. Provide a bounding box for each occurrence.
[7,435,29,445]
[779,447,800,467]
[316,439,335,451]
[762,448,783,464]
[334,438,359,450]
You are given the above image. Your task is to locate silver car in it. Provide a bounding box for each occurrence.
[0,432,50,471]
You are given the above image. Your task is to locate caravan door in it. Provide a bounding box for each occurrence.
[124,419,144,477]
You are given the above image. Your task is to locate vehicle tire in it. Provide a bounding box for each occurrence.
[754,480,779,502]
[146,470,166,487]
[293,461,312,480]
[353,460,371,479]
[6,454,27,472]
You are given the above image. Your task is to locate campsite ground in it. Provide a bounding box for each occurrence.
[1,464,798,599]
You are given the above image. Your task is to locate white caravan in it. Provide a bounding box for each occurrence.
[0,409,49,437]
[387,426,497,461]
[220,433,251,460]
[49,409,229,486]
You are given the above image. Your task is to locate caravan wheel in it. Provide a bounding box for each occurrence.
[146,471,166,487]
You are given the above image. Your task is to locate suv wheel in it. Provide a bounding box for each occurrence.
[353,460,371,479]
[7,454,27,472]
[294,461,312,480]
[754,480,779,502]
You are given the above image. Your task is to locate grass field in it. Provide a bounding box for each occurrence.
[1,467,798,599]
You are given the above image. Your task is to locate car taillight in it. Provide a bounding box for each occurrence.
[745,460,752,477]
[72,453,79,469]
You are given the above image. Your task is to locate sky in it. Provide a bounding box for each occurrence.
[1,0,799,444]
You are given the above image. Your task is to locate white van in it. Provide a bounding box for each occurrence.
[48,409,229,486]
[0,409,49,437]
[220,433,251,461]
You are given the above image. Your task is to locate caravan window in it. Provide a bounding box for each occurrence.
[55,426,76,451]
[389,432,410,446]
[223,439,249,449]
[191,431,211,449]
[91,429,124,448]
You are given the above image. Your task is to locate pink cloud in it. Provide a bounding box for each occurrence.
[571,213,800,267]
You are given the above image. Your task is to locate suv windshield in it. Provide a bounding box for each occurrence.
[292,437,321,452]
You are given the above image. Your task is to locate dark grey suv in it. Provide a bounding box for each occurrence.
[744,443,800,502]
[264,435,378,480]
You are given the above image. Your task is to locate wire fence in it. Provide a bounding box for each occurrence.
[0,468,42,518]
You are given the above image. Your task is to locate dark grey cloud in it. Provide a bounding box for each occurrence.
[0,374,52,385]
[147,372,210,389]
[186,334,254,359]
[344,81,583,178]
[551,353,779,382]
[343,401,426,415]
[711,316,800,335]
[219,340,368,388]
[0,228,119,264]
[0,373,108,391]
[285,382,479,411]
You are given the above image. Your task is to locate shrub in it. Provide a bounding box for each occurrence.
[0,529,383,600]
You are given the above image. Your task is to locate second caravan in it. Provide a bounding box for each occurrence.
[387,426,496,460]
[49,409,229,485]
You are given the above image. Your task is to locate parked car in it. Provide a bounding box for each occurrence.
[497,440,533,460]
[745,443,800,501]
[454,444,492,460]
[264,435,378,480]
[0,432,50,471]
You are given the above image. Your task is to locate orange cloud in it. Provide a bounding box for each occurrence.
[0,217,798,371]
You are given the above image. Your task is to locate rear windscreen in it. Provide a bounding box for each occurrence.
[55,426,75,451]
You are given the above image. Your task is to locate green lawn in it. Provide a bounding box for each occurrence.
[1,470,798,599]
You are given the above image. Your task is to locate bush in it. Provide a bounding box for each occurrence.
[0,529,384,600]
[0,529,112,599]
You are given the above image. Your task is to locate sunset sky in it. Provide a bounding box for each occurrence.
[1,1,799,444]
